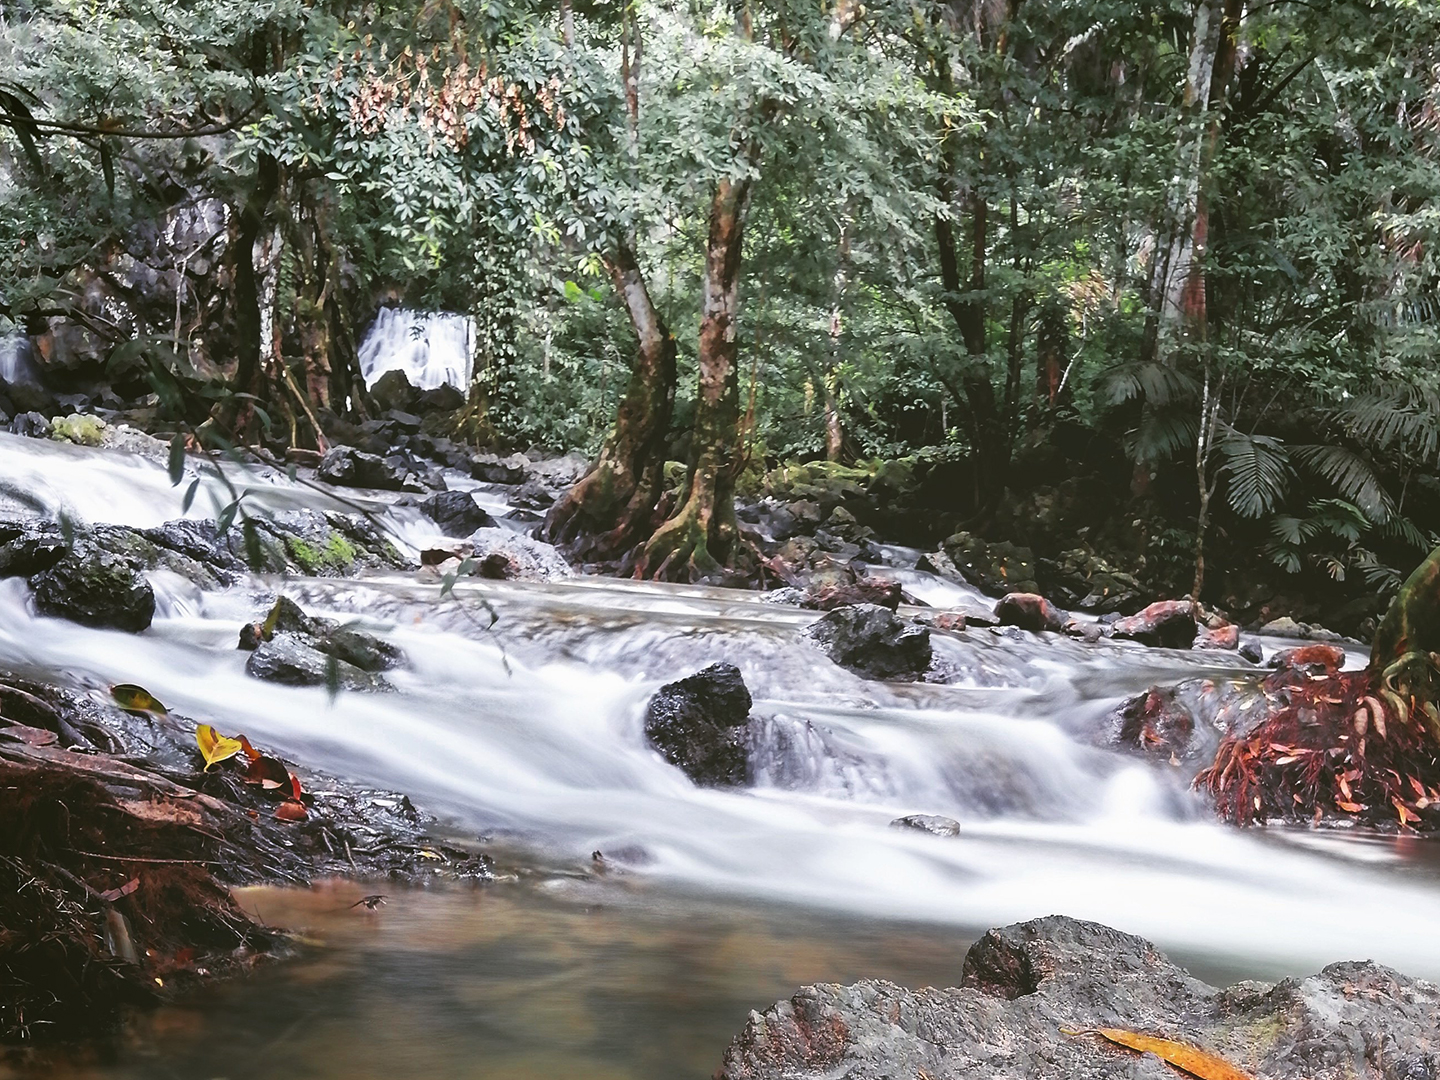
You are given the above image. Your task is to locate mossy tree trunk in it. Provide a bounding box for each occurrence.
[639,173,753,581]
[544,243,677,558]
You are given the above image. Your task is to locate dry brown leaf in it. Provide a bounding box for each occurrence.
[1075,1028,1254,1080]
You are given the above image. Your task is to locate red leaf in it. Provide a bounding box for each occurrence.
[100,877,140,902]
[244,755,291,789]
[275,799,308,822]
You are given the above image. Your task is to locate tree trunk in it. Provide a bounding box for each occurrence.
[1145,0,1243,367]
[640,174,753,581]
[544,243,677,557]
[215,151,278,440]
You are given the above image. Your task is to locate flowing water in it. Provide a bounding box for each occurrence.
[356,309,476,391]
[3,431,1439,1078]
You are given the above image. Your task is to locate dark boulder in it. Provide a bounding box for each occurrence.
[315,445,411,491]
[0,526,68,578]
[807,604,932,681]
[415,384,465,413]
[244,633,386,692]
[1110,600,1198,649]
[993,593,1066,633]
[717,914,1440,1080]
[30,550,155,632]
[1038,548,1147,614]
[240,596,404,688]
[941,532,1040,596]
[369,369,419,413]
[643,662,754,786]
[420,490,496,537]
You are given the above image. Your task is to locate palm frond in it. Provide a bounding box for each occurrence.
[1216,427,1290,518]
[1291,444,1394,522]
[1379,513,1434,552]
[1337,384,1440,463]
[1101,361,1199,407]
[1128,407,1198,464]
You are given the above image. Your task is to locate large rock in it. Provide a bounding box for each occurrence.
[717,915,1440,1080]
[942,532,1040,596]
[463,529,573,581]
[245,634,385,691]
[470,453,530,485]
[993,593,1066,633]
[1038,548,1146,614]
[315,445,411,491]
[30,550,155,632]
[643,662,753,786]
[1110,600,1198,649]
[807,604,932,681]
[420,490,495,537]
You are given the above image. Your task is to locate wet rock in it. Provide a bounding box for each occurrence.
[0,525,69,578]
[369,369,420,413]
[1269,643,1346,672]
[916,611,968,631]
[643,662,754,786]
[415,383,465,413]
[420,490,496,537]
[807,604,932,681]
[716,914,1440,1080]
[993,592,1066,633]
[1194,623,1239,650]
[1038,548,1147,614]
[510,477,557,510]
[244,633,386,692]
[1064,619,1105,643]
[315,445,411,491]
[1259,615,1344,642]
[470,453,529,485]
[890,814,960,837]
[1238,639,1264,664]
[11,411,52,438]
[323,627,406,673]
[30,550,155,632]
[941,532,1040,596]
[458,528,573,581]
[1110,600,1198,649]
[799,575,902,612]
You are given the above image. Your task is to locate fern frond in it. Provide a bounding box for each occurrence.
[1101,362,1198,407]
[1216,427,1289,518]
[1291,444,1394,522]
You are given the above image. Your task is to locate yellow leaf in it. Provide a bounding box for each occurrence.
[195,724,244,770]
[1068,1028,1254,1080]
[111,683,167,715]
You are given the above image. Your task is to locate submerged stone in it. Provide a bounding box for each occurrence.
[890,814,961,837]
[807,604,932,681]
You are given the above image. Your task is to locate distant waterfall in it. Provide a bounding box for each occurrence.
[357,308,475,391]
[0,333,38,386]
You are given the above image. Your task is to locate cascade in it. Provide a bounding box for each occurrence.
[357,308,475,391]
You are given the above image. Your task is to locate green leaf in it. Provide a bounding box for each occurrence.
[168,434,186,486]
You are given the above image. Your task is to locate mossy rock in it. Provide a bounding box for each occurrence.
[50,413,107,447]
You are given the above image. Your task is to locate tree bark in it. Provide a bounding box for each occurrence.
[215,151,279,440]
[544,243,677,557]
[640,173,753,580]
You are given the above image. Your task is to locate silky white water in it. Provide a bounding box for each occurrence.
[357,308,475,391]
[2,432,1438,988]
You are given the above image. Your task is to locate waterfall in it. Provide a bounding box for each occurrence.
[357,308,475,391]
[0,333,38,387]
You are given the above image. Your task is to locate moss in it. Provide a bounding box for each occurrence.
[50,413,107,446]
[283,532,357,575]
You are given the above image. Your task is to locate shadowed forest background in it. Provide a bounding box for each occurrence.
[4,0,1440,623]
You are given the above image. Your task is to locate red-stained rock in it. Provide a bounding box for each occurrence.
[993,593,1066,633]
[1194,624,1239,650]
[1269,643,1346,671]
[1109,600,1197,649]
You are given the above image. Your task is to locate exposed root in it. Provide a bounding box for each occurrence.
[1194,665,1440,830]
[0,762,278,1042]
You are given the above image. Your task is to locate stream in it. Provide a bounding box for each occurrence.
[3,430,1439,1078]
